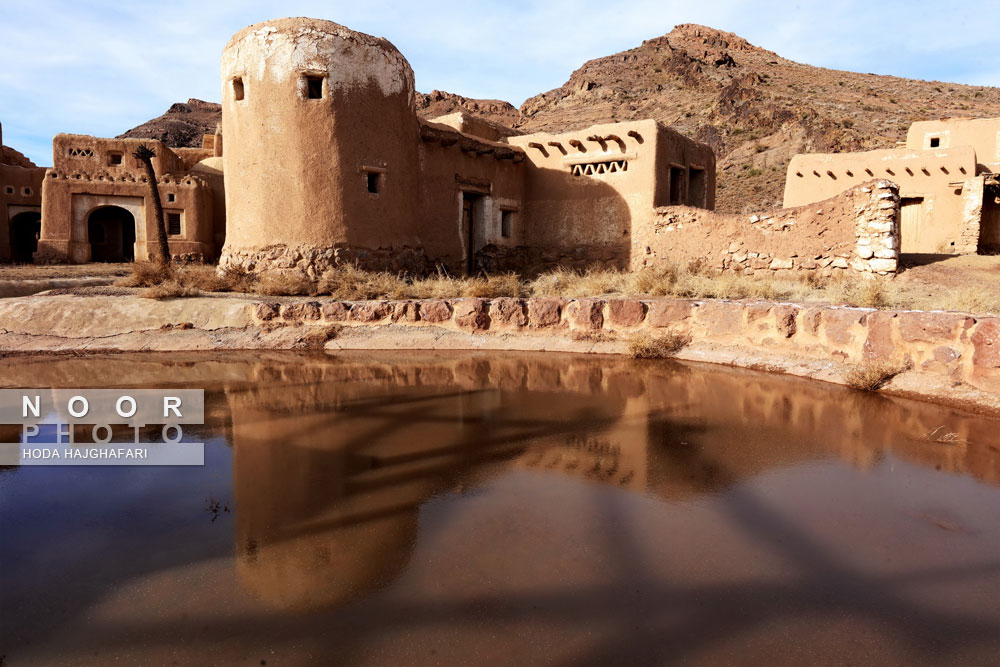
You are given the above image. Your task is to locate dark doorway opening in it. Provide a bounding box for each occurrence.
[9,211,41,263]
[88,206,136,262]
[462,192,483,275]
[669,166,685,205]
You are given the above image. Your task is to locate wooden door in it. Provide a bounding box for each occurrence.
[900,198,923,254]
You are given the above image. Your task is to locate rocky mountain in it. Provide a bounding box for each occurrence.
[121,25,1000,212]
[117,99,221,148]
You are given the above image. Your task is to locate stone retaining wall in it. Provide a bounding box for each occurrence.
[255,295,1000,394]
[636,180,900,276]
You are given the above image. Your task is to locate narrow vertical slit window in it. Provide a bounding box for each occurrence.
[232,77,245,101]
[367,172,381,194]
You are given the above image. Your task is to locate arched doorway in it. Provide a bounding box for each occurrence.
[88,206,136,262]
[9,211,41,263]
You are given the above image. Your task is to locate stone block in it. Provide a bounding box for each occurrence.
[452,299,490,330]
[350,301,390,322]
[862,311,896,361]
[971,319,1000,370]
[646,300,693,328]
[528,298,564,327]
[281,301,321,322]
[254,302,280,321]
[490,298,527,327]
[607,299,646,327]
[774,306,798,338]
[419,300,452,323]
[566,299,604,330]
[697,301,742,336]
[320,301,349,321]
[391,301,419,323]
[898,312,967,343]
[869,258,897,272]
[823,308,866,345]
[769,258,794,270]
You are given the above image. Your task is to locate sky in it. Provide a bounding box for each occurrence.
[1,0,997,166]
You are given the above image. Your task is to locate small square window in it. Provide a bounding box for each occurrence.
[305,75,324,100]
[108,152,123,166]
[166,213,181,236]
[22,187,32,196]
[929,137,940,148]
[501,210,514,238]
[232,77,245,101]
[367,171,381,194]
[167,193,176,203]
[3,186,12,195]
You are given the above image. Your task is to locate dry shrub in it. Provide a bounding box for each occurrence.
[138,280,198,300]
[116,261,172,287]
[844,360,908,391]
[833,278,899,309]
[628,331,691,359]
[318,265,410,300]
[948,287,1000,314]
[176,265,232,292]
[255,272,318,297]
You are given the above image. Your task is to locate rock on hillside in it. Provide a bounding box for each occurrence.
[414,90,523,128]
[515,24,1000,212]
[1,144,36,168]
[117,99,222,148]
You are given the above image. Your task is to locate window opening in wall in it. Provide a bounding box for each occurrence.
[669,166,685,205]
[166,213,181,236]
[232,77,245,101]
[687,167,706,207]
[570,159,628,176]
[305,75,324,99]
[501,210,514,238]
[3,186,12,195]
[367,171,381,194]
[68,148,95,158]
[167,193,176,203]
[929,137,940,148]
[108,152,123,166]
[22,187,31,197]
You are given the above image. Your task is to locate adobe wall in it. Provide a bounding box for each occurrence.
[784,147,977,254]
[503,119,714,272]
[635,180,900,275]
[219,18,428,277]
[416,120,526,274]
[0,163,46,261]
[36,133,216,263]
[907,117,1000,172]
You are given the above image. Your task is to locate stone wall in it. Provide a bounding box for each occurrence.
[633,180,900,276]
[255,294,1000,395]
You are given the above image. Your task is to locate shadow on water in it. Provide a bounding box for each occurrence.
[1,350,1000,665]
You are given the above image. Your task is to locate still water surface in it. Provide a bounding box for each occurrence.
[1,351,1000,666]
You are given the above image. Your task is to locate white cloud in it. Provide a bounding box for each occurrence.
[1,0,996,165]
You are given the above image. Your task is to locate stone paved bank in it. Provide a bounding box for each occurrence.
[0,293,996,414]
[255,296,1000,400]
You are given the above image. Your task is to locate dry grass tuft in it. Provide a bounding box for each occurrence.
[137,280,199,300]
[628,331,691,359]
[947,287,1000,314]
[116,261,172,288]
[844,360,909,391]
[255,272,318,297]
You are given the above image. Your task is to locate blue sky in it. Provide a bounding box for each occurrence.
[1,1,997,166]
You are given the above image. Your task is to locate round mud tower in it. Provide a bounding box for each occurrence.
[219,18,422,277]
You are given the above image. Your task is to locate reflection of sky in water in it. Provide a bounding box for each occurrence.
[0,435,233,641]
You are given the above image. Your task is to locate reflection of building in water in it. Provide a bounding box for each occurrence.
[219,353,1000,612]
